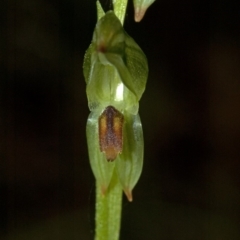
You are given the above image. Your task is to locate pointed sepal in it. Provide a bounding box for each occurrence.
[96,0,105,20]
[133,0,155,22]
[116,113,144,201]
[86,110,115,194]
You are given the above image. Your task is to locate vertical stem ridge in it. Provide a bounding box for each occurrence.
[113,0,128,24]
[95,170,122,240]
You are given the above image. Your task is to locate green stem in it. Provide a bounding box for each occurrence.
[95,170,123,240]
[94,1,128,240]
[113,0,128,24]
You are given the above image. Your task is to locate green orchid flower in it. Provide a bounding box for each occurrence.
[83,8,148,201]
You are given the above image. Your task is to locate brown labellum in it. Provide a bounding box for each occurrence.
[99,106,124,161]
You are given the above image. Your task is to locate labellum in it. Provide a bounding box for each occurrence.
[99,106,124,161]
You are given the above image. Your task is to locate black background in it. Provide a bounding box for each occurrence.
[1,0,240,239]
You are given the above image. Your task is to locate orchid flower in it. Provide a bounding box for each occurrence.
[83,8,148,201]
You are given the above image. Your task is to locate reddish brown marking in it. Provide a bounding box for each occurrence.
[97,43,106,53]
[98,106,124,161]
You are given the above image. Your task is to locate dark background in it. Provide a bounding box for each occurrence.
[1,0,240,239]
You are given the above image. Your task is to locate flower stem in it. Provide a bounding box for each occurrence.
[113,0,128,24]
[95,170,123,240]
[94,1,128,240]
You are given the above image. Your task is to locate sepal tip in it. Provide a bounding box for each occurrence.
[134,7,147,22]
[133,0,156,22]
[124,189,133,202]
